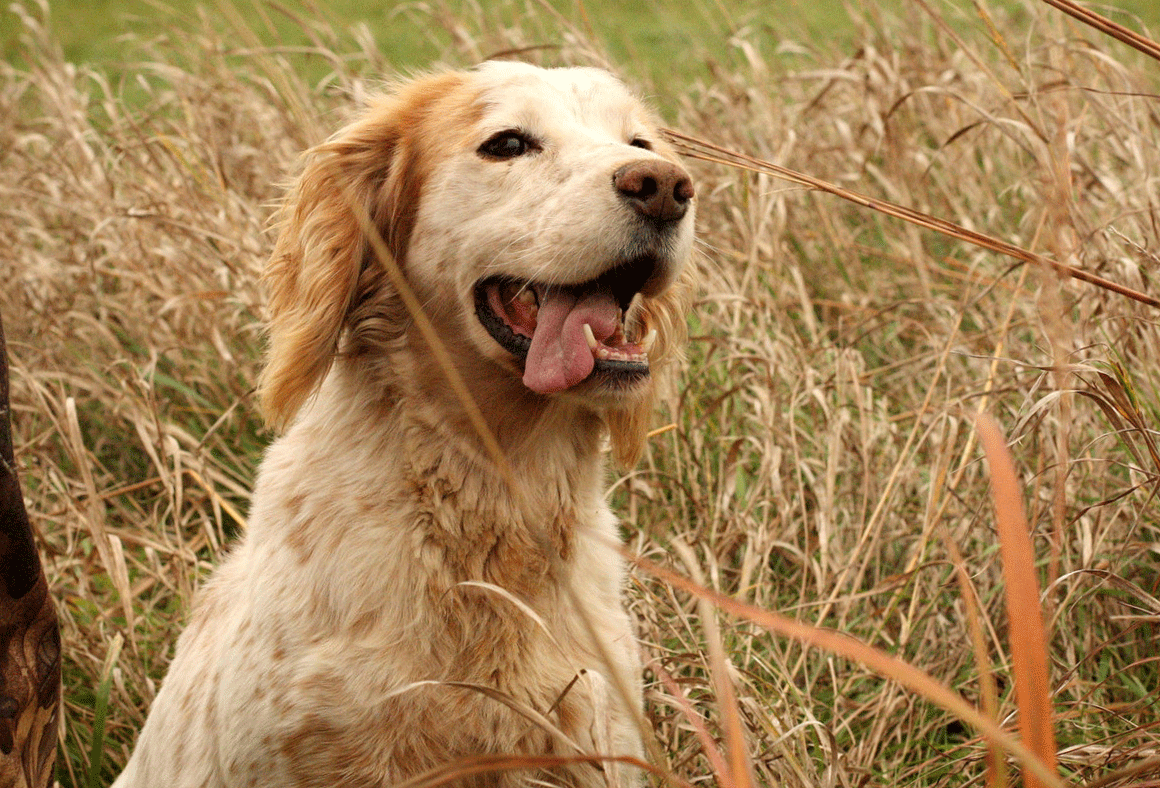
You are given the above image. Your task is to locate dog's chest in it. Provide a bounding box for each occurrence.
[401,445,587,595]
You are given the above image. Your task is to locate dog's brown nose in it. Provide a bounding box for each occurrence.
[614,160,694,223]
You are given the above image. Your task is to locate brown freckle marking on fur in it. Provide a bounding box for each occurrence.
[349,608,379,637]
[285,492,306,518]
[284,522,312,565]
[178,688,195,716]
[204,675,219,723]
[171,744,185,775]
[279,713,372,788]
[273,693,292,715]
[301,671,342,696]
[324,520,348,560]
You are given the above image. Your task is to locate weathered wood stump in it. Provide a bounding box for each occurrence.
[0,315,60,788]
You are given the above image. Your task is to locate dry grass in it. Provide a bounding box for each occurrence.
[2,0,1159,785]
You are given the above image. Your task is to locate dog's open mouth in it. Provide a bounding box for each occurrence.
[474,257,661,394]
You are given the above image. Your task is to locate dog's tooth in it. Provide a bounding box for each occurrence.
[583,323,598,351]
[516,288,536,307]
[640,328,657,355]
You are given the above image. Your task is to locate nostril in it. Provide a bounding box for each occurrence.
[635,177,658,200]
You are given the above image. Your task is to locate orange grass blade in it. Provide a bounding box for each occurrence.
[629,554,1067,788]
[672,540,753,788]
[946,537,1008,788]
[975,414,1060,788]
[662,129,1160,311]
[706,614,751,788]
[651,662,734,782]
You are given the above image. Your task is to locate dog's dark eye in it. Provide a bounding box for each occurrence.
[629,137,653,150]
[479,131,538,160]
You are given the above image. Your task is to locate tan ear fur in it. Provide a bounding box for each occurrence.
[258,72,470,430]
[606,262,695,468]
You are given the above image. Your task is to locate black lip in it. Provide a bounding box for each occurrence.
[589,358,650,383]
[474,280,532,359]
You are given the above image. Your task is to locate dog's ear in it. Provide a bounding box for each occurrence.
[606,267,695,468]
[258,73,468,431]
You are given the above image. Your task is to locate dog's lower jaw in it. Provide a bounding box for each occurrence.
[379,315,640,463]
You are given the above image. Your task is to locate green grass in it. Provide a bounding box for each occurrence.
[27,0,1159,89]
[10,0,848,64]
[10,0,1160,77]
[3,0,820,95]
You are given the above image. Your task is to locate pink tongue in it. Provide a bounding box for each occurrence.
[523,289,620,394]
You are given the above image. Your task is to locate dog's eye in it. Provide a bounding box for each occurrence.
[479,131,538,160]
[629,137,653,150]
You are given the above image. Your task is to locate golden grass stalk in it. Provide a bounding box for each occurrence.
[662,129,1160,311]
[1035,0,1160,62]
[1081,755,1160,788]
[975,414,1059,788]
[671,540,753,788]
[346,183,515,486]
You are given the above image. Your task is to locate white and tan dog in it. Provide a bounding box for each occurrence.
[113,61,695,787]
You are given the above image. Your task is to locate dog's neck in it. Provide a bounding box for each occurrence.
[289,357,612,595]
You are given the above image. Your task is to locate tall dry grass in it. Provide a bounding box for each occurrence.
[1,0,1158,785]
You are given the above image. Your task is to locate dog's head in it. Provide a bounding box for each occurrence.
[259,62,695,465]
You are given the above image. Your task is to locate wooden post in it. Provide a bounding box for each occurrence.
[0,314,60,788]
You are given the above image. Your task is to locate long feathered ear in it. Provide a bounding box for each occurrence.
[606,264,695,468]
[258,72,469,431]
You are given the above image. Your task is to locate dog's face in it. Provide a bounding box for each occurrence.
[407,62,695,399]
[259,62,695,462]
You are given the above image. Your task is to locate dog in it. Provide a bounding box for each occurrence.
[112,60,695,787]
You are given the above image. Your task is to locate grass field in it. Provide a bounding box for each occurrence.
[3,0,1160,785]
[13,0,1158,88]
[3,0,850,90]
